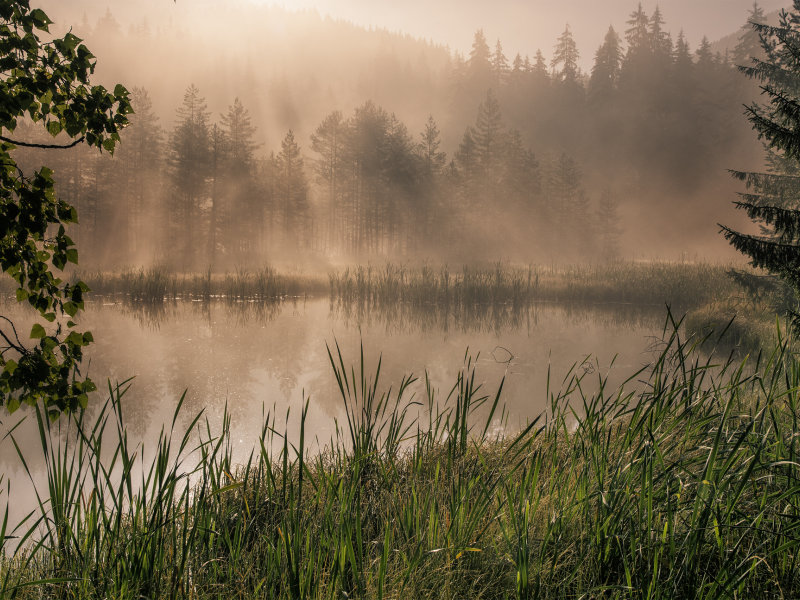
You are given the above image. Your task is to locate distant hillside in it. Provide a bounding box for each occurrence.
[41,2,455,155]
[709,7,784,56]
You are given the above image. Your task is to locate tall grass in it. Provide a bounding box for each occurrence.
[329,261,739,308]
[71,263,326,302]
[3,313,800,598]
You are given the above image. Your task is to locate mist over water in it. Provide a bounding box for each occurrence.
[0,297,669,529]
[0,0,778,556]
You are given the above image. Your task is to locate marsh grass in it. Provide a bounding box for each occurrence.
[71,263,326,302]
[2,312,800,598]
[329,261,739,308]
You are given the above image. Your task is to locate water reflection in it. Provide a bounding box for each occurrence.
[1,296,668,531]
[329,298,666,337]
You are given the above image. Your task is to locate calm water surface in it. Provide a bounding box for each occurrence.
[0,298,669,528]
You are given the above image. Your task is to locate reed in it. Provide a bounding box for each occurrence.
[71,263,327,302]
[2,311,800,598]
[329,260,740,308]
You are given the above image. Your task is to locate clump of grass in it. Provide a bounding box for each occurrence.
[330,260,740,309]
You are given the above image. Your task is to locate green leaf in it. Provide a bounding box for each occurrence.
[15,288,28,302]
[42,312,56,322]
[7,397,20,414]
[65,248,78,264]
[30,324,46,339]
[66,331,84,346]
[4,360,17,375]
[62,301,78,317]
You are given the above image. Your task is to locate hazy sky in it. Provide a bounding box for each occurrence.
[48,0,789,72]
[251,0,788,69]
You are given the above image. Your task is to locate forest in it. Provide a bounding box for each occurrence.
[10,2,771,267]
[8,0,800,598]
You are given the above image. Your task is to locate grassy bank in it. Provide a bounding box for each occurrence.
[2,315,800,598]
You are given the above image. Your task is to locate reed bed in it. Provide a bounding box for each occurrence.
[2,314,800,598]
[70,263,327,302]
[329,261,739,308]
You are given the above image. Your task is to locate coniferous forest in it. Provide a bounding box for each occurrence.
[10,1,800,598]
[10,1,772,268]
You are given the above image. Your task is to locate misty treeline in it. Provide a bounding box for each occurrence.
[12,2,769,267]
[13,83,621,267]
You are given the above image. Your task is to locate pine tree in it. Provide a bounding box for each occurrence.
[695,36,714,72]
[551,24,580,84]
[733,2,767,65]
[673,29,694,85]
[721,1,800,326]
[649,5,670,57]
[168,84,211,269]
[114,87,164,260]
[310,110,345,253]
[492,38,509,91]
[625,3,650,56]
[467,29,493,94]
[277,130,309,248]
[414,116,447,252]
[588,25,623,103]
[530,49,550,88]
[596,188,623,259]
[474,88,506,216]
[219,97,260,257]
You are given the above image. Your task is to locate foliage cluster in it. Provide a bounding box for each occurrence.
[0,0,130,418]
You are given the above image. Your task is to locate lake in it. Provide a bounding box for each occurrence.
[0,297,669,531]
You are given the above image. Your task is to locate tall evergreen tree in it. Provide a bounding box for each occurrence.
[733,2,767,65]
[722,1,800,327]
[625,3,650,56]
[467,29,493,95]
[310,110,345,253]
[589,25,623,103]
[474,88,506,213]
[492,38,509,91]
[114,87,164,260]
[276,130,309,248]
[168,84,210,268]
[219,97,260,257]
[551,24,580,84]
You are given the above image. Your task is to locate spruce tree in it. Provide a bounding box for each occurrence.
[168,84,210,268]
[219,97,260,256]
[277,130,309,248]
[492,39,509,90]
[551,24,580,84]
[588,25,623,103]
[624,3,650,56]
[733,2,767,65]
[467,29,493,95]
[310,110,345,253]
[721,1,800,326]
